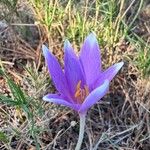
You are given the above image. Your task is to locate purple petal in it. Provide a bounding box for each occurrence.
[79,33,101,87]
[79,80,109,113]
[43,94,80,111]
[94,62,124,88]
[42,45,70,98]
[43,93,62,99]
[64,40,85,97]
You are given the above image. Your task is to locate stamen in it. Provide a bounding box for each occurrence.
[75,89,81,98]
[81,89,85,101]
[84,85,89,97]
[76,80,81,90]
[74,81,89,104]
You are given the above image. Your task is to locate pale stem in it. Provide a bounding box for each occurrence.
[75,113,86,150]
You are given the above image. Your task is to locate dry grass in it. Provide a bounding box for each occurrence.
[0,0,150,150]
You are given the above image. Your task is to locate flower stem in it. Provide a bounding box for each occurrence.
[75,113,86,150]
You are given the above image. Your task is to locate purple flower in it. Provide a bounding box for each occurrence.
[42,33,123,114]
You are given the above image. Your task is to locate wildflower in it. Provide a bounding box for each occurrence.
[42,33,123,114]
[42,33,123,150]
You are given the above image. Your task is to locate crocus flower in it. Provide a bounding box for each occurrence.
[42,33,123,114]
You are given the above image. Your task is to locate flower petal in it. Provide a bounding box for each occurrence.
[42,45,70,98]
[64,40,85,97]
[79,33,101,87]
[94,62,124,88]
[79,80,109,113]
[43,94,80,111]
[43,93,62,99]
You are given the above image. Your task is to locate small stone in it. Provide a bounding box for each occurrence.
[71,121,77,127]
